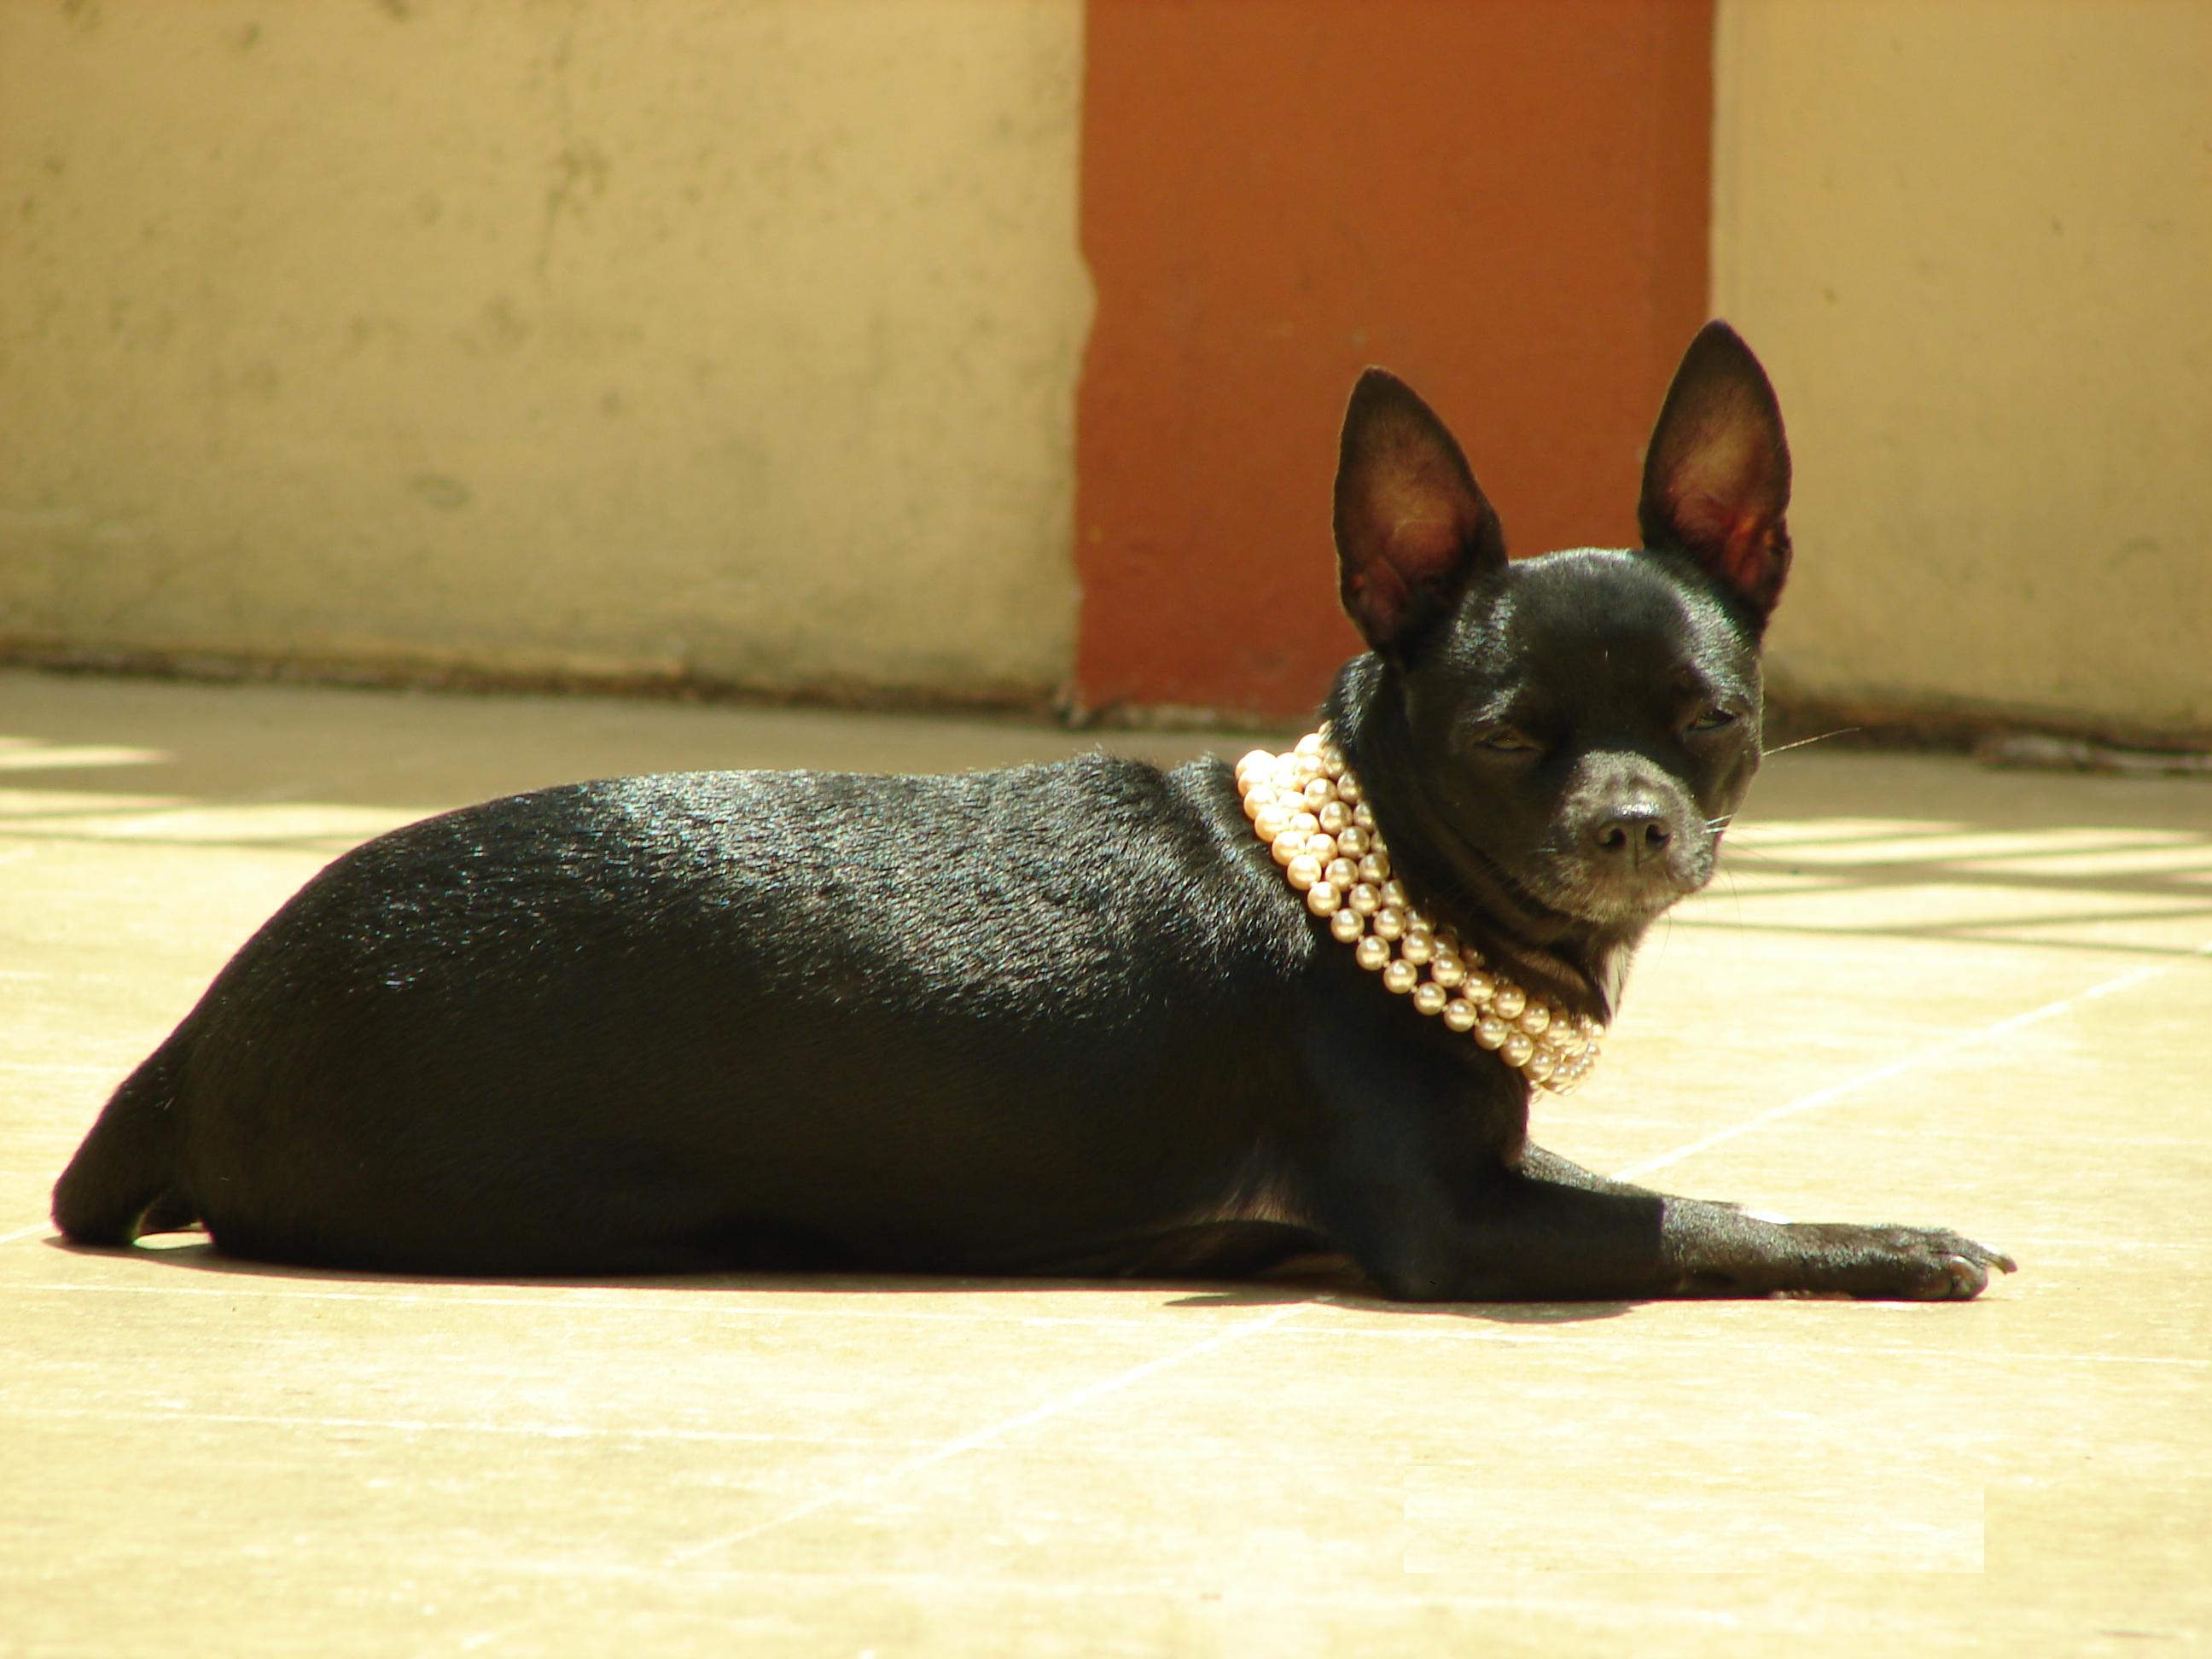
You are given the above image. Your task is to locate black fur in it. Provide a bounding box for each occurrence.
[54,323,2014,1301]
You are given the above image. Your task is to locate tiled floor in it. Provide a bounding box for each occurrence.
[3,667,2206,1656]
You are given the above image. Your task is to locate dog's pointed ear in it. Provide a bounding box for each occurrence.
[1639,322,1793,624]
[1334,369,1507,654]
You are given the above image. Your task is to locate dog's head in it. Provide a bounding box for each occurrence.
[1324,323,1792,998]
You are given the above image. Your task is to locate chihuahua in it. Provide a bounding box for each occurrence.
[55,323,2014,1301]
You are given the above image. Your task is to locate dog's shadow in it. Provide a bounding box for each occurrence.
[42,1231,1640,1325]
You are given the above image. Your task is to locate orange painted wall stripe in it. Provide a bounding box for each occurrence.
[1074,0,1714,719]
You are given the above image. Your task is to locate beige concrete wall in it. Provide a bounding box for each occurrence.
[0,0,1088,704]
[1714,0,2212,742]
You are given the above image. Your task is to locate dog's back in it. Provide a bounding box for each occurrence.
[56,755,1319,1273]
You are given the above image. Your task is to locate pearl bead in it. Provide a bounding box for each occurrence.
[1237,725,1604,1097]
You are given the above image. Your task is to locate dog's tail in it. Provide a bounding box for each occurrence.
[52,1029,195,1245]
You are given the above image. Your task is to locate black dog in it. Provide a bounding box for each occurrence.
[55,323,2013,1301]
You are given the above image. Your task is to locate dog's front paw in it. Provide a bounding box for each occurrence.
[1789,1222,2018,1301]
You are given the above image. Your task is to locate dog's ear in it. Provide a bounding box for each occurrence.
[1639,322,1793,623]
[1334,370,1507,654]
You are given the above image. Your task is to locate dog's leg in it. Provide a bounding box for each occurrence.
[1518,1142,1767,1217]
[1649,1197,2017,1301]
[1318,1153,2012,1303]
[1516,1143,1674,1200]
[1511,1144,2017,1297]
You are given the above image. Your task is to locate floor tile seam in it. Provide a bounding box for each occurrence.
[1697,882,2212,914]
[1986,1237,2208,1253]
[665,1297,1314,1564]
[1246,1331,2212,1368]
[1736,824,2212,849]
[0,1274,1248,1329]
[1680,899,2212,925]
[1579,1126,2211,1153]
[1659,916,2212,961]
[0,782,332,815]
[94,1550,1995,1626]
[0,830,372,856]
[1712,859,2212,886]
[0,1403,946,1449]
[1157,1314,2212,1365]
[2,1269,2199,1369]
[673,1553,1961,1616]
[1609,944,2210,1183]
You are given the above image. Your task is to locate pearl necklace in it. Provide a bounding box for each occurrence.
[1234,729,1604,1095]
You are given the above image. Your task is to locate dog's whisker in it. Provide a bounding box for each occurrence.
[1761,726,1860,758]
[1713,841,1792,869]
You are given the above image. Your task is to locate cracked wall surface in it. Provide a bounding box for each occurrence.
[0,0,1090,704]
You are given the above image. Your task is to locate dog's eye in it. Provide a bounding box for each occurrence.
[1688,707,1738,733]
[1476,727,1540,754]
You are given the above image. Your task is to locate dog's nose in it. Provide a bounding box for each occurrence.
[1591,806,1673,865]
